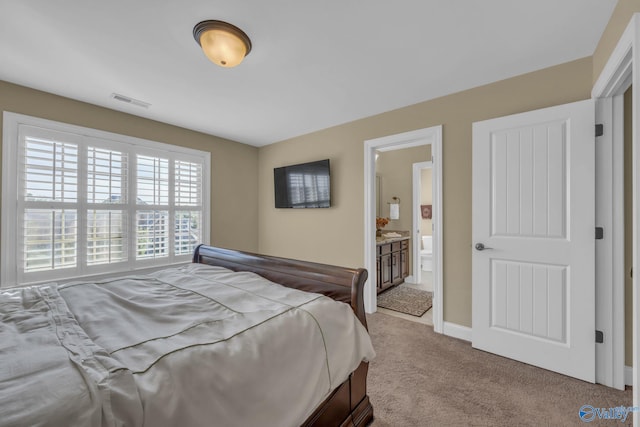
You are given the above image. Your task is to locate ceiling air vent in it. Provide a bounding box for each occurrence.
[110,93,151,109]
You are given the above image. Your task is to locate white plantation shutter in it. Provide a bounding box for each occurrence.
[2,113,210,287]
[175,160,202,206]
[87,146,127,204]
[136,210,170,259]
[137,155,169,205]
[136,155,169,260]
[87,210,126,266]
[23,136,78,203]
[23,208,77,272]
[87,147,128,265]
[20,129,80,275]
[175,211,201,255]
[174,160,202,255]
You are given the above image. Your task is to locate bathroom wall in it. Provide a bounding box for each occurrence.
[375,145,431,233]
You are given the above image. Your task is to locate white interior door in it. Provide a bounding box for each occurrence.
[472,99,595,383]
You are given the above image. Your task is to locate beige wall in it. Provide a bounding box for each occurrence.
[259,57,592,326]
[0,80,260,253]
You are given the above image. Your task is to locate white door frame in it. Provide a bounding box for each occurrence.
[592,12,640,418]
[412,161,433,285]
[363,125,443,333]
[593,94,626,390]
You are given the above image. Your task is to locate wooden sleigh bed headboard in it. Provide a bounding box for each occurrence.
[192,244,373,427]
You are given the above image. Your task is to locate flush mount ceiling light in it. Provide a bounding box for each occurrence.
[193,20,252,68]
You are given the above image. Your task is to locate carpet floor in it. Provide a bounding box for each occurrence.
[366,312,632,427]
[377,286,432,317]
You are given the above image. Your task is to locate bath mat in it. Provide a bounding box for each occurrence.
[377,286,432,317]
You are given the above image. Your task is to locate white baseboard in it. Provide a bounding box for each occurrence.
[625,365,633,386]
[443,321,472,342]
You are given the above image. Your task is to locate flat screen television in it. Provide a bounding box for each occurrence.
[274,159,331,208]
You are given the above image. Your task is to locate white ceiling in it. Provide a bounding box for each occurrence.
[0,1,617,147]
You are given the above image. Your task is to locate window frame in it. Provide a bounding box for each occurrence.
[2,112,210,288]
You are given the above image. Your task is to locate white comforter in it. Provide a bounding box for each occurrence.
[0,264,375,427]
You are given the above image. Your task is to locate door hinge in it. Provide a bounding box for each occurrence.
[595,227,604,240]
[596,330,604,343]
[595,124,604,137]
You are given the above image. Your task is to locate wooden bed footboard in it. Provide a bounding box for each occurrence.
[192,244,373,427]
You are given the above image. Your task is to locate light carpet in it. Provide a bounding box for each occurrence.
[366,312,631,426]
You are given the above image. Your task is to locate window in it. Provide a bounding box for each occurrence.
[2,113,210,287]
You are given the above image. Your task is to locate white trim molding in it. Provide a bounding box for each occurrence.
[592,95,626,391]
[443,321,472,343]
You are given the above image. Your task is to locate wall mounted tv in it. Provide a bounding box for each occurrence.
[274,159,331,208]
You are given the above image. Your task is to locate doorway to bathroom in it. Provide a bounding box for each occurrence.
[364,125,443,333]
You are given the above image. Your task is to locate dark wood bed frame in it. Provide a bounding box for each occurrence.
[192,244,373,427]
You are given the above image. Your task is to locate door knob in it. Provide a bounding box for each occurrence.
[475,243,493,251]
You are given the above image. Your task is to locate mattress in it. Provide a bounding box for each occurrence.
[0,264,375,427]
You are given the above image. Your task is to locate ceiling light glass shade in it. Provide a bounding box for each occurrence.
[193,20,252,68]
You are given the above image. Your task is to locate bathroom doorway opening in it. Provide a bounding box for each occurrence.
[364,125,443,333]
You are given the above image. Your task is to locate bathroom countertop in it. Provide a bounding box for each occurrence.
[376,231,410,245]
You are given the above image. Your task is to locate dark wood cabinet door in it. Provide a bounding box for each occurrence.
[380,253,392,289]
[400,248,410,278]
[391,252,402,284]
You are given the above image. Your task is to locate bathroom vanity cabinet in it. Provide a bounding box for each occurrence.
[376,237,410,293]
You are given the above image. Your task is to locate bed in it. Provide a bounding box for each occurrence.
[0,245,375,427]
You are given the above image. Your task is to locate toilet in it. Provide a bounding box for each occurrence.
[421,235,433,272]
